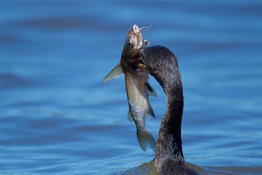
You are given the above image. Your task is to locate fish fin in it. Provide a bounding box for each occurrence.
[137,128,156,152]
[147,102,156,119]
[127,110,134,122]
[102,64,123,82]
[145,82,157,97]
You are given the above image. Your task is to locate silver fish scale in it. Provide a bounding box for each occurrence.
[129,101,147,126]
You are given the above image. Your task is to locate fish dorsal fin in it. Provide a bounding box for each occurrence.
[102,64,123,82]
[145,82,157,97]
[127,109,134,122]
[147,102,156,119]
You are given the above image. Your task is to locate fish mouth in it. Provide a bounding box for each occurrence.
[133,24,152,33]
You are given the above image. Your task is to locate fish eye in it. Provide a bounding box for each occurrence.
[127,42,133,47]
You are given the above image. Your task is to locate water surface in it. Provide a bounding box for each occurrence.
[0,0,262,174]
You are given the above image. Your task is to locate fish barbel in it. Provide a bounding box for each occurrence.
[102,24,156,151]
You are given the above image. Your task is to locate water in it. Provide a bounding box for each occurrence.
[0,0,261,174]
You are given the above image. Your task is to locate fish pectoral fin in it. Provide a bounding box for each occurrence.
[147,103,156,119]
[137,128,156,152]
[102,64,123,82]
[145,82,157,97]
[127,110,134,122]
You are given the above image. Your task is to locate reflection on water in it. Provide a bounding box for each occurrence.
[120,162,262,175]
[119,161,207,175]
[0,0,261,175]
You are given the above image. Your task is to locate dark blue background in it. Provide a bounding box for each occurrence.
[0,1,261,174]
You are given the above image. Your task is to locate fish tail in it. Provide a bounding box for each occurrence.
[137,127,156,152]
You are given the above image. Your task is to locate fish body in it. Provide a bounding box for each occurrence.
[125,70,156,151]
[103,25,156,151]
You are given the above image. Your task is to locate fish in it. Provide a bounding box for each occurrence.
[102,24,156,151]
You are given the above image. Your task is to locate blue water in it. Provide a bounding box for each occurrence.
[1,0,262,175]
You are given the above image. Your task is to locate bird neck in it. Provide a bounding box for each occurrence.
[155,79,184,164]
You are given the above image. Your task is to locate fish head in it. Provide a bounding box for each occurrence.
[124,24,144,58]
